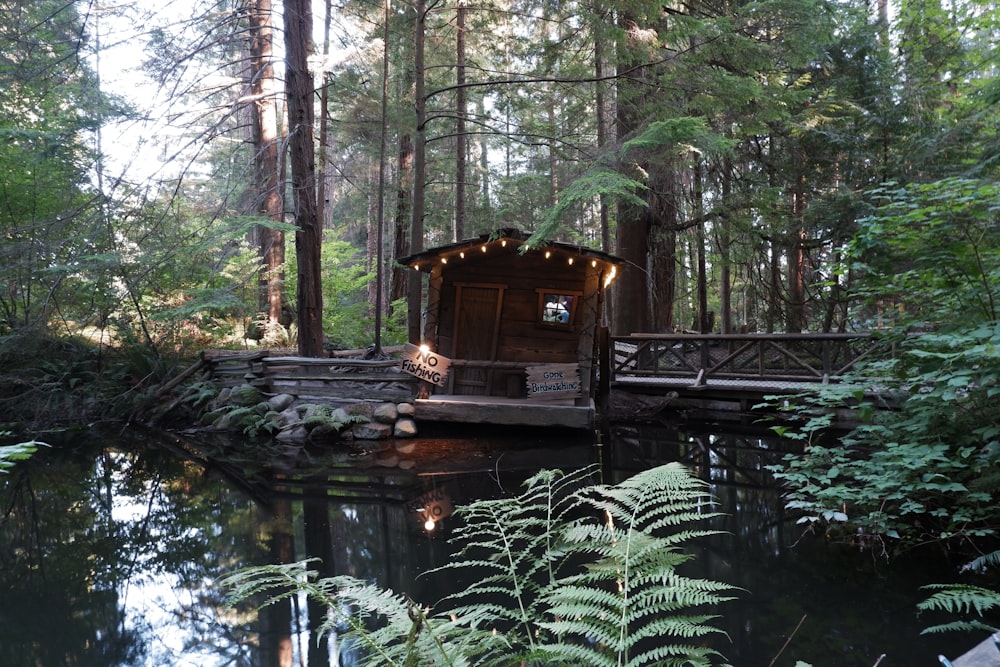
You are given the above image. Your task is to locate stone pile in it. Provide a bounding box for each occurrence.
[202,383,418,444]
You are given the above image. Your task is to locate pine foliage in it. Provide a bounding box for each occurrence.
[223,462,736,666]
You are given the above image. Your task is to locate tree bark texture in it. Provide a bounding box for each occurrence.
[407,0,426,344]
[249,0,285,326]
[284,0,324,356]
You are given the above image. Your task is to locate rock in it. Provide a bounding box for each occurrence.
[347,402,375,420]
[351,421,393,440]
[229,383,262,407]
[199,410,223,427]
[278,406,301,427]
[375,454,399,467]
[213,411,237,431]
[397,402,415,416]
[268,393,296,412]
[393,418,418,438]
[394,440,417,454]
[373,402,398,424]
[307,422,340,444]
[329,407,352,426]
[398,459,416,470]
[276,425,309,443]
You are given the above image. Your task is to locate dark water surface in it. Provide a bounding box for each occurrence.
[0,422,980,666]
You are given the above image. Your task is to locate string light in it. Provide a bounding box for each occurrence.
[604,264,618,287]
[545,250,552,259]
[567,257,574,265]
[459,251,465,259]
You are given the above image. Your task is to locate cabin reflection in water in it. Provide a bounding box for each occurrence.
[399,229,623,430]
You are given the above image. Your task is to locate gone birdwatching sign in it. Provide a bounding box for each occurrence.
[400,343,451,386]
[526,363,581,400]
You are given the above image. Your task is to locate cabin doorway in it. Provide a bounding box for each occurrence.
[451,283,505,395]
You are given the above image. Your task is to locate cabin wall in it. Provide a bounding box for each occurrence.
[427,248,604,397]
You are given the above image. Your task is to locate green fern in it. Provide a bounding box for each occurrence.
[223,462,736,666]
[0,440,48,473]
[919,582,1000,635]
[299,403,368,430]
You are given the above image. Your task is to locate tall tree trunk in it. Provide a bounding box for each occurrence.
[693,159,709,332]
[407,0,426,343]
[787,175,807,332]
[249,0,284,329]
[718,158,733,333]
[372,0,392,352]
[284,0,324,356]
[594,3,612,323]
[454,0,466,242]
[613,10,650,336]
[391,131,413,304]
[317,0,333,230]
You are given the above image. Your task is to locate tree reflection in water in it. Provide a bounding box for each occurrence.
[0,422,974,666]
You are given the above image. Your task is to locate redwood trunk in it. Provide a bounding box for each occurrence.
[284,0,324,356]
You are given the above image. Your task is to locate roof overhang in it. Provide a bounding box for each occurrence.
[398,230,624,283]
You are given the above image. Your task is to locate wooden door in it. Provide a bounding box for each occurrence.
[452,283,505,395]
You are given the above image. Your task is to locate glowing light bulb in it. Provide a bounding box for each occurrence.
[424,519,436,531]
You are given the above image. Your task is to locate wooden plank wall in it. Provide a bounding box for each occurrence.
[202,352,418,402]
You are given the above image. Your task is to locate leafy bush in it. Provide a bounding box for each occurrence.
[768,322,1000,555]
[223,463,737,666]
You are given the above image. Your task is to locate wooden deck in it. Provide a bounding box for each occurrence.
[198,333,897,431]
[415,395,594,430]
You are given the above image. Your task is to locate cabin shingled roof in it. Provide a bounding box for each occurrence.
[398,229,624,272]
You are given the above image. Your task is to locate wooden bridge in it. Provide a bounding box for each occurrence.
[604,332,895,423]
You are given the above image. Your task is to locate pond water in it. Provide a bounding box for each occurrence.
[0,421,980,666]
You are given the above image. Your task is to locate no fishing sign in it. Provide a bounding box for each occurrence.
[400,343,452,386]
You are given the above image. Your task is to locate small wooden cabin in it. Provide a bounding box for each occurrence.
[398,229,623,429]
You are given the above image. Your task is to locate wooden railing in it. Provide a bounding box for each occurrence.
[610,333,893,385]
[202,350,418,402]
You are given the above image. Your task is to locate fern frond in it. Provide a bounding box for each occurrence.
[920,619,1000,635]
[538,462,736,665]
[963,549,1000,574]
[919,583,1000,620]
[224,463,736,666]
